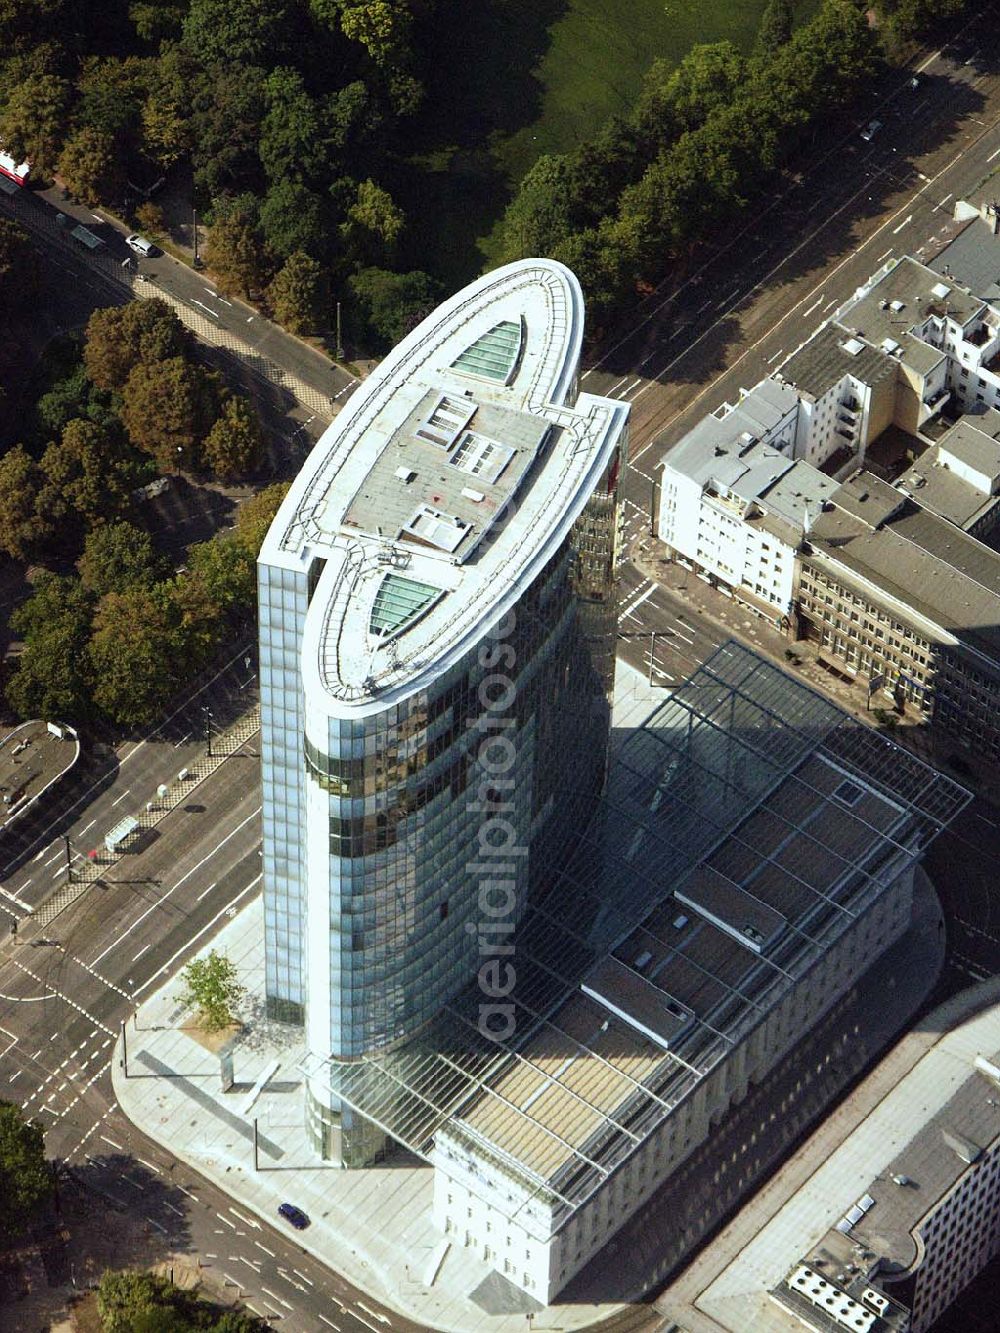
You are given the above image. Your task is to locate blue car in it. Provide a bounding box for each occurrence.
[278,1202,309,1230]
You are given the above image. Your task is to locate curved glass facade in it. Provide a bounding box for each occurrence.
[257,259,629,1165]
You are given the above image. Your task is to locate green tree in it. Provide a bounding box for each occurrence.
[187,534,256,617]
[189,65,268,202]
[120,357,221,472]
[499,154,577,262]
[202,396,263,481]
[876,0,963,41]
[75,54,146,146]
[182,0,289,67]
[335,0,413,66]
[0,445,47,560]
[6,573,94,721]
[83,300,190,392]
[233,481,290,559]
[57,126,121,207]
[340,178,404,265]
[96,1270,173,1333]
[260,66,325,185]
[0,1102,53,1241]
[0,72,70,177]
[77,521,168,596]
[180,950,246,1032]
[322,80,378,164]
[34,364,92,437]
[38,417,146,533]
[87,579,220,726]
[204,195,273,298]
[260,180,326,260]
[348,267,438,350]
[754,0,794,56]
[268,250,328,335]
[0,218,39,314]
[130,0,186,42]
[660,42,748,134]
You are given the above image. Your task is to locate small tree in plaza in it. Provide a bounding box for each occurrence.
[180,950,246,1032]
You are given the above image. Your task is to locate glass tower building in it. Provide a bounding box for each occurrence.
[257,260,630,1164]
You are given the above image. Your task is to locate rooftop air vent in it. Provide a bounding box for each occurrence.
[394,467,416,483]
[841,337,865,356]
[931,281,951,300]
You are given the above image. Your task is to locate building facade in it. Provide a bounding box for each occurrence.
[257,260,629,1165]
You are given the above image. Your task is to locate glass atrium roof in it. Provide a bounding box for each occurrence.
[301,642,971,1236]
[451,319,524,383]
[369,574,439,638]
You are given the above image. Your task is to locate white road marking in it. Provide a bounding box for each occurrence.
[617,583,655,623]
[765,348,785,365]
[135,877,262,997]
[110,789,131,806]
[79,818,96,835]
[891,214,913,234]
[191,299,220,319]
[217,1212,237,1229]
[100,1135,123,1150]
[988,146,1000,163]
[254,1240,276,1257]
[131,944,151,963]
[90,808,262,965]
[195,880,218,903]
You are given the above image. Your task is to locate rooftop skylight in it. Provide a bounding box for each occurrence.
[369,574,440,637]
[452,319,524,384]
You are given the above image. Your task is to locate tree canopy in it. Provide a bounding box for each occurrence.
[268,250,328,335]
[0,1101,53,1241]
[180,950,246,1032]
[120,357,222,472]
[202,395,263,481]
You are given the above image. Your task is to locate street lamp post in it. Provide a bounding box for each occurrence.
[336,300,344,361]
[202,706,213,758]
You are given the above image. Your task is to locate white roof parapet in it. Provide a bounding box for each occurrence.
[260,260,628,719]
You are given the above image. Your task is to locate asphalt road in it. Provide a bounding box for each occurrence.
[0,655,413,1332]
[22,181,358,409]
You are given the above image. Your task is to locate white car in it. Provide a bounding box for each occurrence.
[860,119,882,142]
[125,233,158,257]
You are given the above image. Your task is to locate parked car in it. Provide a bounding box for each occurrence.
[125,233,159,257]
[860,119,883,142]
[278,1202,310,1230]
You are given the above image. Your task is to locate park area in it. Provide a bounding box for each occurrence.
[403,0,819,283]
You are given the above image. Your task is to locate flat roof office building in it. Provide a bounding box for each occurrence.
[257,260,629,1165]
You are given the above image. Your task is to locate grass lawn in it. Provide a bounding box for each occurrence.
[400,0,818,285]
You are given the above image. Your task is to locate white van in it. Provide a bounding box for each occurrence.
[125,233,157,257]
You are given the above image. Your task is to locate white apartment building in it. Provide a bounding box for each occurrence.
[658,378,837,619]
[659,255,1000,620]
